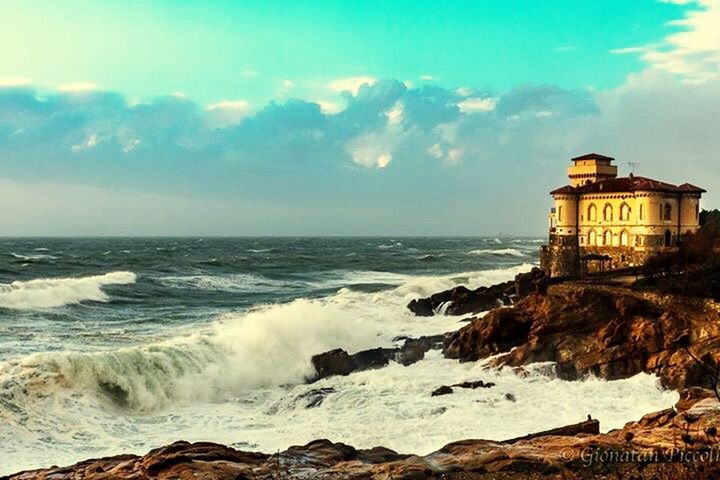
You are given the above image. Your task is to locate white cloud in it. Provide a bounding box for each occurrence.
[377,152,392,168]
[420,74,434,81]
[205,99,251,127]
[385,101,404,126]
[554,46,577,52]
[614,0,720,83]
[455,87,473,97]
[57,82,102,93]
[240,70,258,78]
[122,139,141,153]
[282,79,295,88]
[315,100,343,114]
[71,133,99,152]
[457,97,498,113]
[610,46,648,55]
[328,76,377,95]
[0,76,32,88]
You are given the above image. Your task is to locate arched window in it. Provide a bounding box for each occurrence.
[603,204,613,222]
[620,203,630,221]
[620,230,629,246]
[589,230,596,246]
[558,206,563,223]
[664,203,672,221]
[639,204,645,221]
[588,204,597,222]
[603,230,613,247]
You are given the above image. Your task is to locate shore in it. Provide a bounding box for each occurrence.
[7,271,720,479]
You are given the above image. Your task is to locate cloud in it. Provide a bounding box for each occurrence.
[0,76,32,87]
[1,65,719,234]
[328,76,377,95]
[457,97,498,113]
[420,74,434,81]
[57,81,102,92]
[241,70,258,78]
[614,0,720,83]
[205,99,251,127]
[554,46,577,52]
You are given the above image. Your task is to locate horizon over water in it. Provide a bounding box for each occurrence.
[0,237,677,474]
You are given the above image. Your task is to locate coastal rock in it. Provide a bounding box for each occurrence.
[11,389,720,479]
[444,283,720,390]
[310,334,446,381]
[431,380,495,396]
[407,267,546,317]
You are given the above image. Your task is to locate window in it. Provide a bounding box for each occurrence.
[558,206,563,223]
[696,203,700,220]
[603,230,612,246]
[588,204,597,222]
[664,203,672,221]
[664,230,672,247]
[620,230,629,246]
[603,204,613,222]
[639,204,644,221]
[589,230,596,246]
[620,203,630,221]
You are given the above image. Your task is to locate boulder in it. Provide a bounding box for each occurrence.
[407,267,547,317]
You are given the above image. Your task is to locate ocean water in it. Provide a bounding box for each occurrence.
[0,237,677,474]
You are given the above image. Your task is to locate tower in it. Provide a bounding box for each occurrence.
[567,153,618,187]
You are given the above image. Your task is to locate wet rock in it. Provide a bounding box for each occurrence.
[407,267,547,317]
[431,385,454,396]
[311,348,354,379]
[505,393,517,402]
[310,334,448,381]
[453,380,495,389]
[297,387,335,408]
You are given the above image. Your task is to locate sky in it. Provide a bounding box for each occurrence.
[1,0,719,235]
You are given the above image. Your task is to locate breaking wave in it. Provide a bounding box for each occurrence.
[467,248,526,258]
[0,271,136,310]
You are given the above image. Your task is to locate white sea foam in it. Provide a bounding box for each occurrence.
[467,248,526,257]
[0,271,136,310]
[10,252,58,261]
[0,261,679,475]
[0,351,678,475]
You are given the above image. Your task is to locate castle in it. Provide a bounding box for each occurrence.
[540,153,705,277]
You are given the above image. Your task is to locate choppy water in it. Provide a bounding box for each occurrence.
[0,237,677,474]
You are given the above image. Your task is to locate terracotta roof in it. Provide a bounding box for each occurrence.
[550,176,706,195]
[571,153,615,162]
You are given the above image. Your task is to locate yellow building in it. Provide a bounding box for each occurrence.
[540,153,705,277]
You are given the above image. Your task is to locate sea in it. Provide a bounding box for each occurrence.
[0,237,678,474]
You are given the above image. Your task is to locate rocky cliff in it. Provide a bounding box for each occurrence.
[444,282,720,390]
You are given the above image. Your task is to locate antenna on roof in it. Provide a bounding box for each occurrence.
[627,162,640,175]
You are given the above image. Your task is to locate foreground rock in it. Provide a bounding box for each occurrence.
[407,267,547,317]
[310,334,445,381]
[9,389,720,479]
[444,282,720,390]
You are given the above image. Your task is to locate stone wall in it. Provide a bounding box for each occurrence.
[541,244,580,278]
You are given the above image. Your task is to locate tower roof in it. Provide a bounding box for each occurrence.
[571,153,615,162]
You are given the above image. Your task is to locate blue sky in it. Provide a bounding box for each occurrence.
[1,0,719,235]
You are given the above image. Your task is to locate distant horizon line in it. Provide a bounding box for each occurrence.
[0,234,546,239]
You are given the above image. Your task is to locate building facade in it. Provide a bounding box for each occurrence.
[540,153,705,277]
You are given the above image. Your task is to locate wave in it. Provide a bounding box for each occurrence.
[467,248,526,257]
[0,271,136,310]
[10,252,58,261]
[159,273,298,293]
[0,297,382,413]
[0,263,535,413]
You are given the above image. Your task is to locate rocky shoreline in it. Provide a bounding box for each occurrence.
[8,270,720,479]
